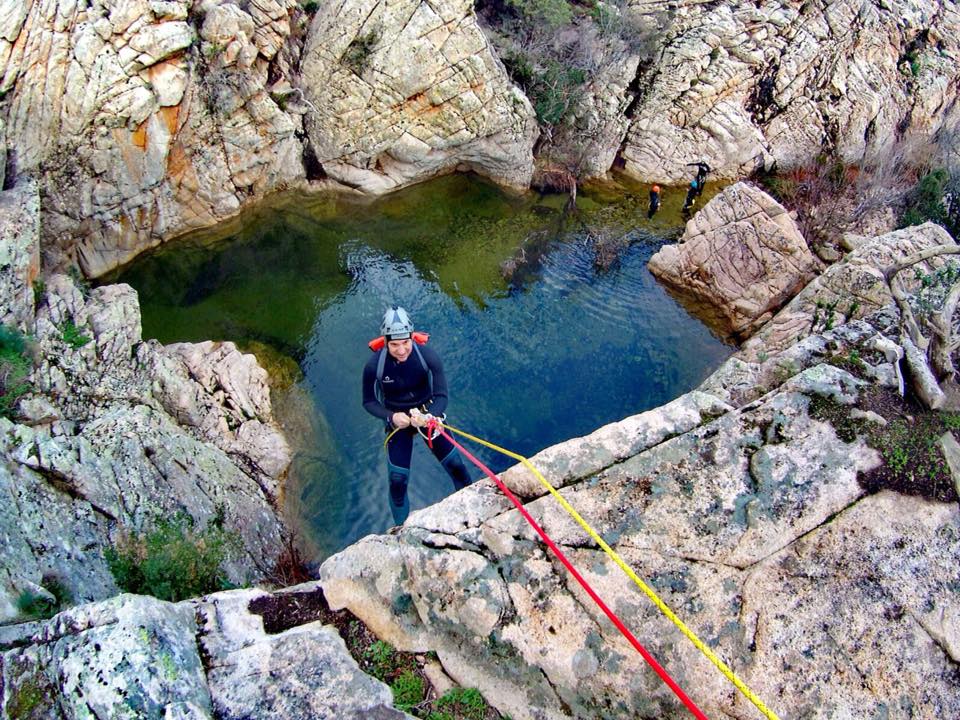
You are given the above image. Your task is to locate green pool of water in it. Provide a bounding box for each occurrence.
[112,173,732,560]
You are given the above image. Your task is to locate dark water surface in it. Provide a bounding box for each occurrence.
[112,174,732,559]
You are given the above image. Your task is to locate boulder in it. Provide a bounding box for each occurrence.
[0,586,416,720]
[0,594,213,719]
[300,0,538,194]
[648,182,820,340]
[196,586,413,719]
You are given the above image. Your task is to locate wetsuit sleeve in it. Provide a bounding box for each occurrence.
[362,356,392,422]
[422,346,449,416]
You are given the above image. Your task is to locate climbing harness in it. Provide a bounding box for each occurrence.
[425,418,781,720]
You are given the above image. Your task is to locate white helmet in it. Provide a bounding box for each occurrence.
[380,306,413,340]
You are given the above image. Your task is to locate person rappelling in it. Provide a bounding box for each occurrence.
[362,306,473,525]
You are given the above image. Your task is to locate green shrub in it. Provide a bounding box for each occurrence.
[302,0,319,12]
[32,279,46,306]
[364,640,399,680]
[529,62,586,126]
[59,320,91,349]
[105,513,239,602]
[390,670,424,712]
[342,31,379,74]
[431,687,488,720]
[899,168,953,234]
[0,324,32,419]
[67,265,91,298]
[507,0,572,28]
[16,577,71,619]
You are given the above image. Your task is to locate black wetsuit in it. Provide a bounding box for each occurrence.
[362,344,471,524]
[690,162,710,196]
[647,189,661,219]
[683,181,699,212]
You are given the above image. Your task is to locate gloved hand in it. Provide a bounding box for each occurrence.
[391,412,411,429]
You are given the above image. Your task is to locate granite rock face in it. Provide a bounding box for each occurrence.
[0,182,289,622]
[0,0,539,275]
[0,179,40,331]
[1,0,303,278]
[1,0,958,272]
[0,587,414,720]
[196,586,412,720]
[0,594,213,720]
[739,221,958,361]
[300,0,538,195]
[618,0,960,183]
[648,182,821,340]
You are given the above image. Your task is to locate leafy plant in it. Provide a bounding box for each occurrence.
[899,168,957,237]
[364,640,398,680]
[105,512,239,602]
[67,265,91,298]
[16,578,70,620]
[391,670,425,712]
[529,62,586,126]
[59,320,91,349]
[430,688,489,720]
[302,0,319,12]
[32,279,46,306]
[342,31,380,74]
[506,0,572,28]
[0,324,32,419]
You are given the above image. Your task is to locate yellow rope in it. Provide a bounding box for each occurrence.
[383,426,401,449]
[441,421,781,720]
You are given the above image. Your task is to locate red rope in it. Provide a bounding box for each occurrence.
[433,423,710,720]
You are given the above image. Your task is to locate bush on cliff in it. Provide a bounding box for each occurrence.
[0,324,32,420]
[105,512,240,602]
[899,167,960,238]
[477,0,668,168]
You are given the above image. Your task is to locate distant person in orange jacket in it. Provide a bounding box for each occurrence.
[647,185,661,219]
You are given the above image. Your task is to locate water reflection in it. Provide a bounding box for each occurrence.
[112,174,732,560]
